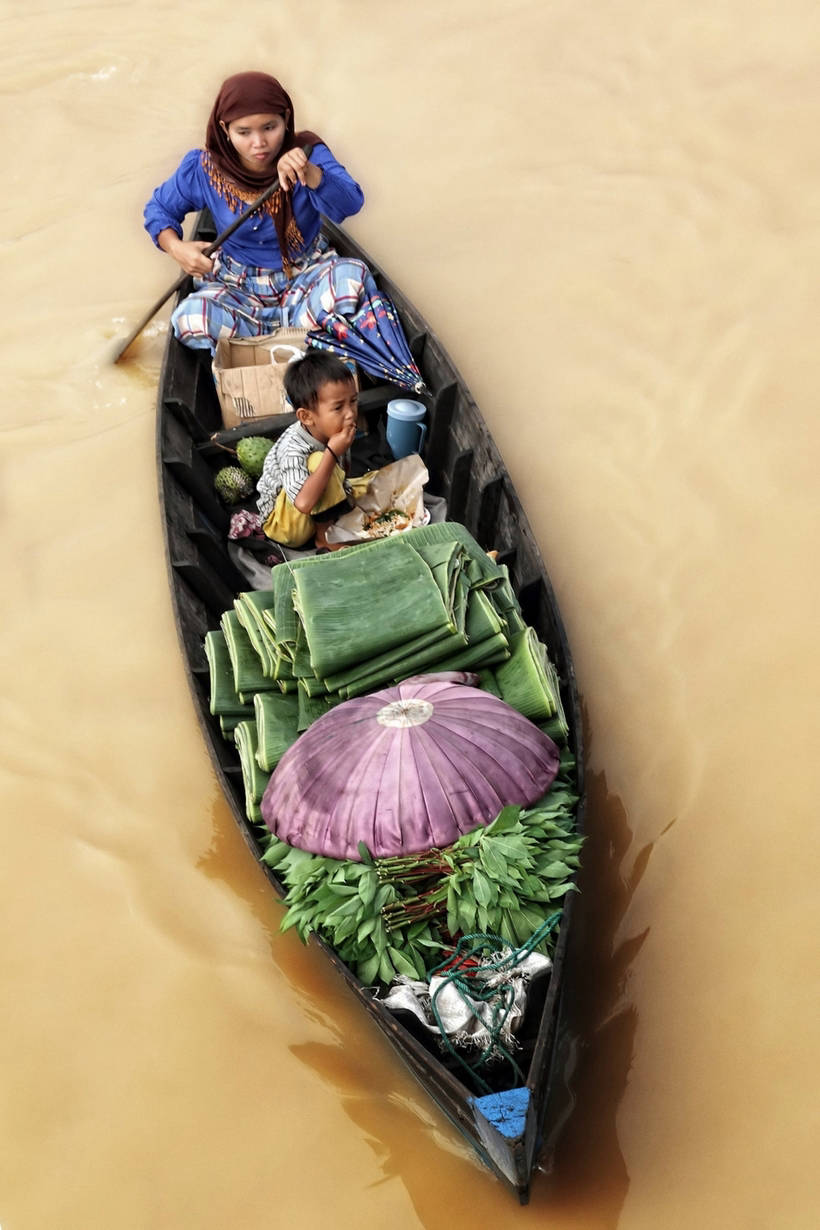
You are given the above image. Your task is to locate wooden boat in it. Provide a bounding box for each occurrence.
[156,214,585,1203]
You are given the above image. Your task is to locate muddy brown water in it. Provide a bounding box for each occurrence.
[2,3,818,1227]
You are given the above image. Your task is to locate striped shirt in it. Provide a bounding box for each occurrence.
[256,421,326,519]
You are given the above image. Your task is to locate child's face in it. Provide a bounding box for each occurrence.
[300,379,358,443]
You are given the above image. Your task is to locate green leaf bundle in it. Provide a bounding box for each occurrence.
[262,778,582,987]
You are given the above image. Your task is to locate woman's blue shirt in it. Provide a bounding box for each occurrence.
[144,143,364,270]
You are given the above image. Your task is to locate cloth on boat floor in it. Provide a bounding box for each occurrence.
[228,509,266,540]
[228,492,448,590]
[380,950,551,1051]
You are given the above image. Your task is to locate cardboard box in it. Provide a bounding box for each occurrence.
[212,328,308,428]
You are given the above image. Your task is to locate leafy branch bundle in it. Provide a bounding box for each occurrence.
[261,775,582,987]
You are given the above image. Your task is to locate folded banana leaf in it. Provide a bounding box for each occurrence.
[271,563,302,662]
[234,596,277,678]
[277,534,514,702]
[334,583,505,695]
[204,630,254,717]
[234,719,271,824]
[494,627,566,734]
[297,690,342,731]
[417,538,466,615]
[399,521,506,589]
[321,578,470,693]
[297,672,331,699]
[464,587,504,641]
[287,538,466,687]
[292,537,457,678]
[253,691,301,771]
[335,625,509,701]
[476,668,502,697]
[326,589,506,701]
[432,633,511,675]
[490,569,528,636]
[218,714,245,740]
[239,588,276,624]
[268,525,496,665]
[291,619,321,680]
[268,535,386,663]
[207,526,563,775]
[220,610,280,703]
[250,593,297,686]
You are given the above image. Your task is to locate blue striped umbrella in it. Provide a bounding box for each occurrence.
[306,278,425,392]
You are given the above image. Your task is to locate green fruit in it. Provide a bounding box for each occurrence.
[236,435,274,480]
[214,465,255,504]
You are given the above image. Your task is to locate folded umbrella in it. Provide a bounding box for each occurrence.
[306,274,425,392]
[262,673,560,861]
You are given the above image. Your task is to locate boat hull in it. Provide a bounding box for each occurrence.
[156,216,585,1201]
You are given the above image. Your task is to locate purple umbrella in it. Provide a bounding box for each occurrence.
[261,672,560,861]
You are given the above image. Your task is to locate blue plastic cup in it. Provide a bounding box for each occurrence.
[386,399,427,459]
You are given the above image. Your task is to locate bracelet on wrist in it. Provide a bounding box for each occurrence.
[326,445,339,462]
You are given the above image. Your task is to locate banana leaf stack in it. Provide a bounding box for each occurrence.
[204,523,568,826]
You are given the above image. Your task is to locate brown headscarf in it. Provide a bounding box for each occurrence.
[202,72,322,273]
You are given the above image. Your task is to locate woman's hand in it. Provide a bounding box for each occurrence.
[276,148,323,191]
[157,230,214,276]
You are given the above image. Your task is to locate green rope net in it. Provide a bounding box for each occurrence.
[425,912,562,1094]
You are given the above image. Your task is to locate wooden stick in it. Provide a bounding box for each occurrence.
[113,147,311,363]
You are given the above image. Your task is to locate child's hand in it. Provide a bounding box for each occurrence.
[328,418,357,457]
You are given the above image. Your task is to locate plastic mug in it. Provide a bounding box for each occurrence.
[386,399,427,459]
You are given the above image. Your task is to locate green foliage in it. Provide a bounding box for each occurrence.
[259,772,583,987]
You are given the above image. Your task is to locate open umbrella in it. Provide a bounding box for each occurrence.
[261,672,560,861]
[306,271,425,393]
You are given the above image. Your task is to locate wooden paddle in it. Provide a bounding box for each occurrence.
[113,146,312,363]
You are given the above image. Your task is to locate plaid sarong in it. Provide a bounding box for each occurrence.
[171,235,372,353]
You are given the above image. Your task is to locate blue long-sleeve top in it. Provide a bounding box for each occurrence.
[143,143,364,271]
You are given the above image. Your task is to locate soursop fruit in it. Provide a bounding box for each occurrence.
[214,465,255,504]
[236,435,274,479]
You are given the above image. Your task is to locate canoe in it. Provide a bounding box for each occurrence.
[156,214,585,1203]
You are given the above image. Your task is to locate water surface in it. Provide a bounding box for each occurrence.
[2,3,818,1226]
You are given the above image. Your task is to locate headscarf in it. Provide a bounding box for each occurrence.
[202,71,322,273]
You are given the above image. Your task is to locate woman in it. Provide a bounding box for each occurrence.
[144,71,372,353]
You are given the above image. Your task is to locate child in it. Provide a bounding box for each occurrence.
[256,350,359,547]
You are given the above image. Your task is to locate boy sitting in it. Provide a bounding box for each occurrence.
[256,350,359,547]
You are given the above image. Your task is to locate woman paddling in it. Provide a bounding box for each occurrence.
[144,71,373,353]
